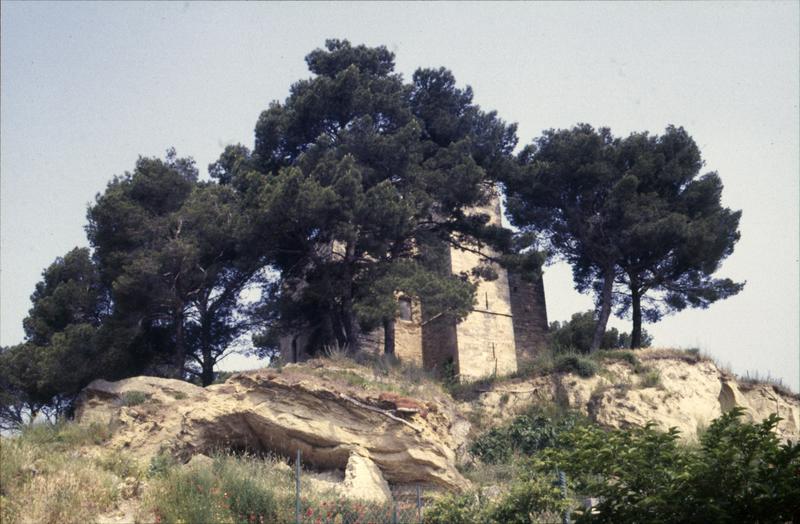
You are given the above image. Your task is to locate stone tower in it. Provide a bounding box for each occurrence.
[279,192,549,381]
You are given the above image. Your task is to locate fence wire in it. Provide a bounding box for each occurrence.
[293,450,425,524]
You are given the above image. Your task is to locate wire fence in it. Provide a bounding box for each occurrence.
[292,450,426,524]
[289,451,574,524]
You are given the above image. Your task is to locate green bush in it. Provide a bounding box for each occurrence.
[554,354,597,377]
[549,311,652,353]
[424,492,482,524]
[485,471,569,524]
[470,409,585,464]
[532,408,800,522]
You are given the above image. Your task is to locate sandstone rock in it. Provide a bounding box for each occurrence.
[76,369,466,490]
[342,451,392,504]
[463,349,800,443]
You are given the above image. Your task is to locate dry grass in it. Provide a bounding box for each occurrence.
[1,422,121,524]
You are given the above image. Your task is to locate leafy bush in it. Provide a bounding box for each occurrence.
[554,354,597,377]
[532,408,800,522]
[485,470,570,524]
[424,473,569,524]
[424,492,483,524]
[549,311,652,353]
[470,409,585,464]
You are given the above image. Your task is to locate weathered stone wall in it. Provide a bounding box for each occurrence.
[395,299,424,365]
[357,301,424,365]
[446,195,518,381]
[508,272,549,365]
[421,314,458,375]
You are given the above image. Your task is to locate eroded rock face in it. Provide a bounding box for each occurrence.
[75,368,465,490]
[463,350,800,442]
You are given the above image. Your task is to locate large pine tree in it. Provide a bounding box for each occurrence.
[223,40,521,356]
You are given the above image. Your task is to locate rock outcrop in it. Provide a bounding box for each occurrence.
[463,349,800,442]
[75,366,466,491]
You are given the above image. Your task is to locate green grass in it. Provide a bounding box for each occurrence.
[554,354,598,378]
[639,369,662,389]
[119,390,149,406]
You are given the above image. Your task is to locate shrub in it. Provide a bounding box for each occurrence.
[485,471,570,524]
[554,354,597,377]
[470,409,585,464]
[549,311,652,353]
[533,408,800,522]
[639,369,662,388]
[147,449,179,478]
[423,492,482,524]
[119,390,149,406]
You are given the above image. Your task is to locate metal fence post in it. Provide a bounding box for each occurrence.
[416,484,422,523]
[392,501,398,524]
[557,469,570,524]
[295,449,301,524]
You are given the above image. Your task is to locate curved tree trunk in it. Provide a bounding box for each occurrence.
[590,266,615,353]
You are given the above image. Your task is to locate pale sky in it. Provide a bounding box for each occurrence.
[1,1,798,390]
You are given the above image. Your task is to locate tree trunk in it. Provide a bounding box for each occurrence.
[630,278,642,349]
[340,241,359,352]
[173,305,186,379]
[200,320,214,386]
[383,317,396,356]
[590,266,615,353]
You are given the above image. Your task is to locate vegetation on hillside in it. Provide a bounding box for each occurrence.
[0,39,744,440]
[503,125,743,351]
[427,407,800,523]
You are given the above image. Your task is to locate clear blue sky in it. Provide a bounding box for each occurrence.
[2,1,798,390]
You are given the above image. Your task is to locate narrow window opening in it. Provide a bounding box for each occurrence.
[398,297,413,322]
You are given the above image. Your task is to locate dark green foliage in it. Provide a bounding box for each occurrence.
[470,409,586,464]
[246,39,530,356]
[423,492,483,524]
[423,474,569,524]
[485,469,571,524]
[549,310,652,354]
[87,150,268,384]
[554,354,598,377]
[533,408,800,523]
[504,125,742,350]
[0,248,124,428]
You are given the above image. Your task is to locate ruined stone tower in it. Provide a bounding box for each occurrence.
[280,192,549,381]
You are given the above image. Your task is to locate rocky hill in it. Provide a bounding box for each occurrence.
[71,348,798,505]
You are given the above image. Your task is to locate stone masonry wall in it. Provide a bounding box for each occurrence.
[508,272,549,365]
[446,194,518,381]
